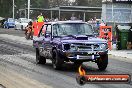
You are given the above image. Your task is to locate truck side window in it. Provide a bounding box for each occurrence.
[53,24,58,36]
[45,25,51,38]
[39,25,46,37]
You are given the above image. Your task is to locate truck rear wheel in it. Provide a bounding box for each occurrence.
[97,54,108,71]
[36,48,46,64]
[52,49,64,70]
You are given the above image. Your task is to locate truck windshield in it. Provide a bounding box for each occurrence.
[53,23,93,36]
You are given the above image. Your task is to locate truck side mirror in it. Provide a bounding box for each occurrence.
[94,32,99,37]
[45,32,51,38]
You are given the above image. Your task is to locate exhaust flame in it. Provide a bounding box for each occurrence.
[78,66,86,76]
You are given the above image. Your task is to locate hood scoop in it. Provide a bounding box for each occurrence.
[73,35,88,40]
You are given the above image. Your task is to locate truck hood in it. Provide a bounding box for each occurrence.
[54,35,107,44]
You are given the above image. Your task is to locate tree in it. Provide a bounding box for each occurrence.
[31,0,49,8]
[74,0,102,7]
[0,0,12,18]
[0,0,50,18]
[0,0,102,19]
[49,0,71,8]
[75,0,88,6]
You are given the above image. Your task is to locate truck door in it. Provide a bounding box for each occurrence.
[42,24,52,58]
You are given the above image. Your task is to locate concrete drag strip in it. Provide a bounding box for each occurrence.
[0,34,32,46]
[0,32,132,88]
[109,55,132,63]
[1,34,132,63]
[0,54,80,88]
[0,64,52,88]
[0,34,54,88]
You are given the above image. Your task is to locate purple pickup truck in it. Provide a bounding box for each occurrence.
[33,21,108,70]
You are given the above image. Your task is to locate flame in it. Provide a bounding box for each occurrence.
[78,65,86,76]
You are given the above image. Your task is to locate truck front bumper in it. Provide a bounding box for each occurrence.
[61,50,108,62]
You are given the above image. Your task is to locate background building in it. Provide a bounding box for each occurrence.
[102,0,132,26]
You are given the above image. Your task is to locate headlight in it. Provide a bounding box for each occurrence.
[62,43,70,50]
[70,44,77,51]
[99,44,107,50]
[62,43,77,51]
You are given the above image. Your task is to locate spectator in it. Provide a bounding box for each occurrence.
[70,14,77,20]
[54,17,59,21]
[37,13,44,22]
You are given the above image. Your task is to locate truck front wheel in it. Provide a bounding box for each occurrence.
[52,49,64,70]
[36,48,46,64]
[97,54,108,71]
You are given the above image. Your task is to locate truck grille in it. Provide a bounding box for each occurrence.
[70,43,100,51]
